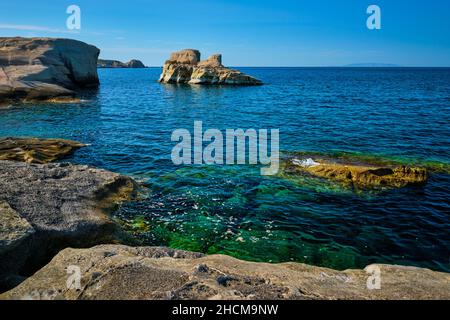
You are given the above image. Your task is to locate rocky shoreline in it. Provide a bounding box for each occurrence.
[0,138,448,299]
[0,159,137,292]
[2,244,449,300]
[1,38,449,300]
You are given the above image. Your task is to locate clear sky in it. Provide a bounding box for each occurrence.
[1,0,449,66]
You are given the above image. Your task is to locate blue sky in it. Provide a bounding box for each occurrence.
[1,0,449,66]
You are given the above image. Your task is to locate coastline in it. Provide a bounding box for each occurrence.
[1,37,449,300]
[0,138,449,299]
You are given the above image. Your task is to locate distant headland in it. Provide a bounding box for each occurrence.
[344,63,401,67]
[97,59,146,68]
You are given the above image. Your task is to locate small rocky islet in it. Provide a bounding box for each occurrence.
[0,38,449,299]
[159,49,263,85]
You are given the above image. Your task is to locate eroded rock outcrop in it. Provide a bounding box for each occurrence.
[159,49,262,85]
[1,244,448,300]
[0,37,100,102]
[97,59,146,68]
[0,161,137,291]
[0,137,86,164]
[282,154,428,190]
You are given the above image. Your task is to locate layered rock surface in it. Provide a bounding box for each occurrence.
[283,154,428,190]
[0,161,137,291]
[0,37,99,102]
[0,137,85,164]
[159,49,262,85]
[97,59,146,68]
[1,244,448,300]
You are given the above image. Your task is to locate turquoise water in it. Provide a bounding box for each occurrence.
[0,67,449,272]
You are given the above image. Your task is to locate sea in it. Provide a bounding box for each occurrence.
[1,67,449,272]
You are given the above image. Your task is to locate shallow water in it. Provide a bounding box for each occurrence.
[1,67,449,272]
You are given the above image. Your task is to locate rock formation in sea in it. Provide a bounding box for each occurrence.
[0,137,86,163]
[282,153,429,190]
[0,37,100,102]
[97,59,146,68]
[159,49,262,85]
[1,244,449,300]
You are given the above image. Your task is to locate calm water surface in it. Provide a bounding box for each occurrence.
[1,67,449,272]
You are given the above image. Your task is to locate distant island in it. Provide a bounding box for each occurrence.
[97,59,146,68]
[344,63,401,67]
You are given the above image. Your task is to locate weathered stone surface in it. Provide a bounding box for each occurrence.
[0,161,137,291]
[0,137,85,164]
[168,49,201,64]
[97,59,146,68]
[1,244,448,300]
[0,37,99,102]
[197,54,223,68]
[189,66,261,85]
[159,49,262,85]
[0,201,34,256]
[283,155,428,190]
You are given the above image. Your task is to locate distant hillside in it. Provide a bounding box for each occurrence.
[98,59,146,68]
[344,63,401,67]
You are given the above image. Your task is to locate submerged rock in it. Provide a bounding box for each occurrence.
[0,37,100,102]
[159,49,262,85]
[0,161,137,291]
[1,244,448,300]
[0,137,86,164]
[97,59,146,68]
[283,154,428,190]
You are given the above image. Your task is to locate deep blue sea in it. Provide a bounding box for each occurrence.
[1,67,449,272]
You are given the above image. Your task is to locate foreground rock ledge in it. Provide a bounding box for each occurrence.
[0,137,86,164]
[0,161,137,291]
[1,244,448,300]
[159,49,262,85]
[0,37,99,102]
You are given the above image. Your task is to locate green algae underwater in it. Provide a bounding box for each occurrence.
[114,150,450,272]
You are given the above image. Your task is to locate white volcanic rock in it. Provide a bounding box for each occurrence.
[0,37,100,102]
[159,49,262,85]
